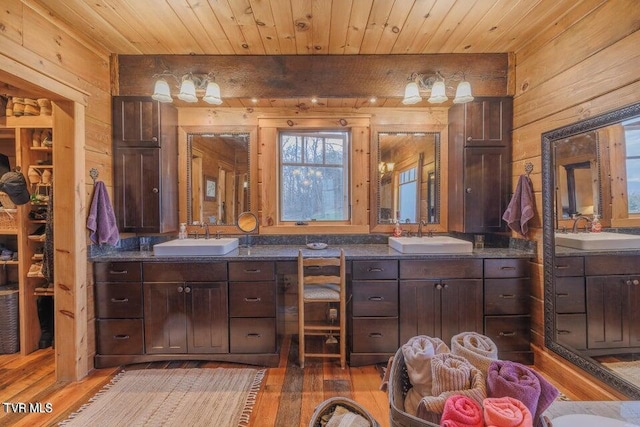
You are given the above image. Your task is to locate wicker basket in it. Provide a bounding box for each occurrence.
[309,397,381,427]
[388,348,440,427]
[0,286,19,354]
[0,208,17,231]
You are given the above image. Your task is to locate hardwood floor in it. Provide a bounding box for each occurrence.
[0,336,389,426]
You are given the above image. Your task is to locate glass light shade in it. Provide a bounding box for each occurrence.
[203,81,222,105]
[177,78,198,103]
[151,79,173,103]
[453,81,474,104]
[402,82,422,105]
[427,81,448,104]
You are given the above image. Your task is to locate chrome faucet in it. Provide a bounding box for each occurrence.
[417,219,428,237]
[571,215,592,233]
[201,222,210,239]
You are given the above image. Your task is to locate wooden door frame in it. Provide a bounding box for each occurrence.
[0,54,88,381]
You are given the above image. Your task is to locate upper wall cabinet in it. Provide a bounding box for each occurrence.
[448,97,513,233]
[112,96,178,233]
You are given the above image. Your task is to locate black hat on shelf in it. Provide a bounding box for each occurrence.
[0,170,31,205]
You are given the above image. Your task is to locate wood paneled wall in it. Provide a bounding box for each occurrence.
[511,0,640,396]
[0,0,112,378]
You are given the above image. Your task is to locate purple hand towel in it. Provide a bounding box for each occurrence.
[87,181,120,245]
[502,175,535,236]
[486,360,559,425]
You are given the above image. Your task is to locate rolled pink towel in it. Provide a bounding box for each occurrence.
[451,332,498,376]
[483,397,533,427]
[487,360,559,424]
[440,395,483,427]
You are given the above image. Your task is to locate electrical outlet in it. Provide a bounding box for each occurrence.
[328,308,338,321]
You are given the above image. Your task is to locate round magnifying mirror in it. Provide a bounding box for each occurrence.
[237,212,258,233]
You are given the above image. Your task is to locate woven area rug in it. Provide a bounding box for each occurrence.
[603,361,640,388]
[60,368,265,427]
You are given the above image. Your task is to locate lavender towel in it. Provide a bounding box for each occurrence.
[87,181,120,245]
[502,175,535,236]
[486,360,559,425]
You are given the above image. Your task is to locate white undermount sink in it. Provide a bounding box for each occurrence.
[153,238,239,256]
[388,236,473,254]
[555,231,640,251]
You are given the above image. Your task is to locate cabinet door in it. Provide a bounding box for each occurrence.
[463,147,508,232]
[112,96,160,147]
[440,279,483,345]
[586,276,628,349]
[143,282,187,353]
[463,98,512,147]
[628,277,640,347]
[187,282,229,354]
[114,147,161,232]
[399,280,439,344]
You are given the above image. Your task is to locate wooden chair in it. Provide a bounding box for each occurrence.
[298,249,346,368]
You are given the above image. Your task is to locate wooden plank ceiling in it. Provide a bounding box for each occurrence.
[29,0,604,107]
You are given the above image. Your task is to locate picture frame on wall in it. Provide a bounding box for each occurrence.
[204,175,216,201]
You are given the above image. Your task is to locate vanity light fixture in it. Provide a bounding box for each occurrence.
[402,71,474,105]
[152,71,223,105]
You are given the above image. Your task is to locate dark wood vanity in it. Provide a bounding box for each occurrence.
[93,252,532,368]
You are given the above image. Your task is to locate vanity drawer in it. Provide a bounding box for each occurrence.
[230,318,276,353]
[351,317,398,353]
[484,259,528,278]
[484,315,530,352]
[229,282,276,317]
[555,276,585,313]
[555,313,587,350]
[96,319,144,355]
[352,260,397,280]
[400,259,482,279]
[352,280,398,317]
[484,278,529,315]
[95,283,143,318]
[229,261,275,281]
[143,262,227,282]
[554,256,584,277]
[95,262,142,282]
[585,255,640,276]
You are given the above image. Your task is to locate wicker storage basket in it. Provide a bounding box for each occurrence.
[388,348,440,427]
[0,286,19,354]
[309,397,381,427]
[0,208,17,231]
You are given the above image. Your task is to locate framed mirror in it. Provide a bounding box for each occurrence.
[186,132,250,226]
[542,101,640,399]
[373,129,441,228]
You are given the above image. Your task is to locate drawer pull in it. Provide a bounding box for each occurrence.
[498,331,516,337]
[499,294,516,299]
[555,265,571,270]
[500,266,516,271]
[368,296,384,301]
[108,270,128,275]
[110,298,129,303]
[113,334,130,340]
[244,297,262,302]
[556,292,569,297]
[244,269,261,273]
[368,267,383,272]
[246,333,262,338]
[368,333,383,338]
[557,330,571,335]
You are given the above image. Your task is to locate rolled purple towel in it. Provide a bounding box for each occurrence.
[486,360,559,425]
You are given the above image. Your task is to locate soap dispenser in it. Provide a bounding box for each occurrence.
[393,220,403,237]
[179,223,187,239]
[591,214,602,233]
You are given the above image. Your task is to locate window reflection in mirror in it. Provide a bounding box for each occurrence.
[186,133,250,225]
[623,117,640,214]
[377,132,439,224]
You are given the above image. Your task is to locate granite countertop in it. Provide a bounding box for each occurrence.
[90,243,534,262]
[555,246,640,257]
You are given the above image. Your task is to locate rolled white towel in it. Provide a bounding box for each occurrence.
[451,332,499,376]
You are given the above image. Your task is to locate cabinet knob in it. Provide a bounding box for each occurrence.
[633,279,639,286]
[435,284,443,290]
[152,188,159,193]
[152,136,158,142]
[466,188,472,193]
[184,286,191,293]
[467,136,473,141]
[177,286,184,293]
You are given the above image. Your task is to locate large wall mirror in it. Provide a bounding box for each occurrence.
[186,132,250,225]
[373,129,441,228]
[542,102,640,399]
